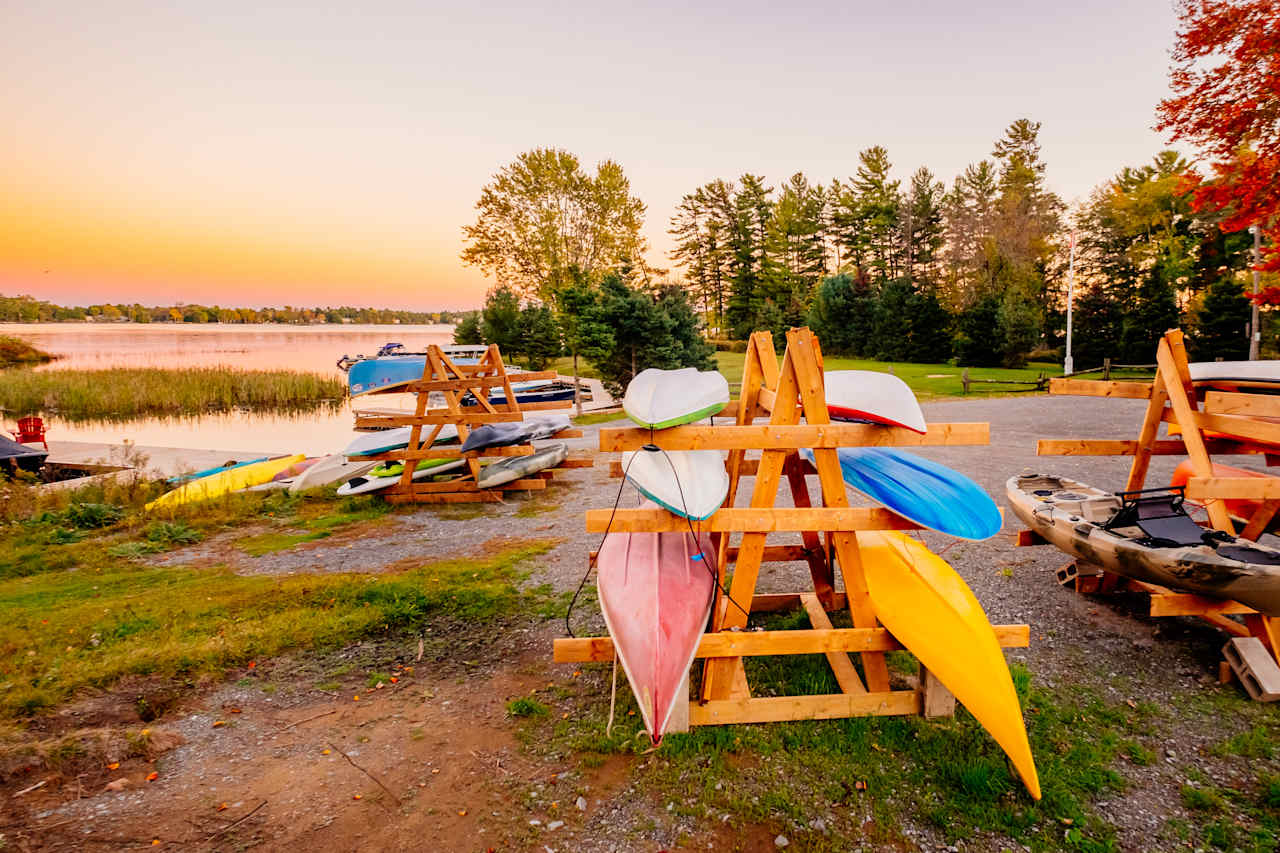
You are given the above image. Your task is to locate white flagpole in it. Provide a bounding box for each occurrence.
[1065,230,1075,376]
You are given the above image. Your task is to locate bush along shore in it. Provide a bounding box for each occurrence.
[0,335,54,369]
[0,366,346,421]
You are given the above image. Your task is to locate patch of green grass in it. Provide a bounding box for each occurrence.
[507,696,549,718]
[0,539,558,718]
[1182,784,1228,812]
[1213,725,1276,759]
[0,366,344,421]
[145,521,201,545]
[236,504,392,556]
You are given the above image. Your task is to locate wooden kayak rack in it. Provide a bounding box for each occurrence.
[1023,328,1280,688]
[555,327,1030,728]
[350,344,591,504]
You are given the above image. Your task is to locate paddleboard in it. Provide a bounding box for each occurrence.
[1189,360,1280,387]
[147,454,306,510]
[344,424,459,457]
[622,449,728,521]
[858,530,1040,800]
[807,447,1001,540]
[336,458,468,496]
[623,368,729,429]
[823,370,927,433]
[287,453,379,493]
[596,525,715,745]
[476,443,568,489]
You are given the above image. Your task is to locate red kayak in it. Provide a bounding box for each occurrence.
[1172,459,1278,524]
[824,370,927,433]
[596,528,716,745]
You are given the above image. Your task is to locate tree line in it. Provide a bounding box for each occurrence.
[0,295,457,326]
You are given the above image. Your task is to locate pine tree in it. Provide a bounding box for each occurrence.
[480,285,522,359]
[1195,278,1251,360]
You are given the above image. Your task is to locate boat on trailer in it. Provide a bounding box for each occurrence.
[342,344,489,397]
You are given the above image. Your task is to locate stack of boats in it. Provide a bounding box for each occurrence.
[598,366,1038,802]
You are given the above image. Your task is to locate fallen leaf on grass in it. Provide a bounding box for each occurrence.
[457,809,467,816]
[1059,817,1074,826]
[353,793,362,800]
[146,772,159,782]
[854,781,867,791]
[212,720,227,728]
[321,749,331,756]
[390,677,398,684]
[106,762,119,770]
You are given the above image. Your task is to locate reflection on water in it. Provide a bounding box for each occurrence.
[1,323,452,452]
[2,322,455,375]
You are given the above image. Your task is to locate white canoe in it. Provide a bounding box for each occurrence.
[288,453,379,493]
[343,424,459,457]
[622,449,728,521]
[623,368,729,429]
[823,370,927,434]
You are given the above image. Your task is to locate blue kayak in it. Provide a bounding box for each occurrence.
[805,447,1001,540]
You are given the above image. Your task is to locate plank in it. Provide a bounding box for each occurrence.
[588,544,812,564]
[609,456,814,479]
[1146,593,1256,617]
[1048,378,1153,399]
[355,412,525,428]
[1192,411,1280,447]
[689,690,922,725]
[393,370,559,392]
[1183,477,1280,501]
[599,422,989,452]
[920,665,957,718]
[1204,391,1280,418]
[1012,529,1049,546]
[1037,438,1269,457]
[800,593,865,694]
[584,506,923,533]
[354,445,534,462]
[1241,499,1280,541]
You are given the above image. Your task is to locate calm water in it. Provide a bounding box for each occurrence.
[2,323,456,454]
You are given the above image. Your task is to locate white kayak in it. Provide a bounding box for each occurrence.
[622,449,728,521]
[336,458,468,496]
[623,368,729,429]
[343,424,459,457]
[287,453,379,493]
[1190,361,1280,386]
[476,443,568,489]
[823,370,927,434]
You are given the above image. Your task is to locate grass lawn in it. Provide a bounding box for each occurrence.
[548,351,1152,401]
[0,479,558,718]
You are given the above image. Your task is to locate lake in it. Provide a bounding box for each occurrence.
[1,323,456,454]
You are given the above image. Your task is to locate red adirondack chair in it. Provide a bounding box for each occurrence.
[12,416,48,450]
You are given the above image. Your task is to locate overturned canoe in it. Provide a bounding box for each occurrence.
[596,525,716,745]
[623,368,729,429]
[622,448,728,521]
[1007,472,1280,616]
[824,370,927,433]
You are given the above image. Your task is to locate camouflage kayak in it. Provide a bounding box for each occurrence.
[1007,472,1280,616]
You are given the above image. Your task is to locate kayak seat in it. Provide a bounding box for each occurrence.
[1106,486,1212,547]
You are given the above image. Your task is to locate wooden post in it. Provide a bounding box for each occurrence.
[962,368,970,395]
[1103,357,1111,381]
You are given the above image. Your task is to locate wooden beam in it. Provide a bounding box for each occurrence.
[589,544,812,564]
[585,506,922,533]
[1048,378,1153,399]
[552,624,1030,662]
[800,593,865,694]
[392,371,559,393]
[1012,529,1049,546]
[1037,438,1270,457]
[689,691,922,725]
[354,445,533,461]
[1147,593,1256,617]
[1184,476,1280,501]
[598,422,989,452]
[1204,391,1280,418]
[609,456,813,479]
[355,412,524,428]
[1192,411,1280,447]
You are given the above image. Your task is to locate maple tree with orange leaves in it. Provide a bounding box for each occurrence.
[1156,0,1280,302]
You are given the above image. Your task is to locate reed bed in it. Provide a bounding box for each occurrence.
[0,335,54,368]
[0,366,346,421]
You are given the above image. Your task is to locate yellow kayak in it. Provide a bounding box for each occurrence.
[859,530,1041,800]
[146,454,305,511]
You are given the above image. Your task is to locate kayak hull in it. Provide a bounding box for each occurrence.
[147,454,306,510]
[596,528,715,744]
[859,530,1040,799]
[337,458,467,496]
[622,449,728,520]
[288,453,379,493]
[476,443,567,488]
[1007,472,1280,615]
[824,370,927,434]
[809,446,1002,540]
[623,368,729,429]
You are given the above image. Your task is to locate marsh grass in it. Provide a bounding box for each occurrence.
[0,335,53,368]
[0,366,345,421]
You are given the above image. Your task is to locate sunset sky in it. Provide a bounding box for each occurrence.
[3,1,1180,311]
